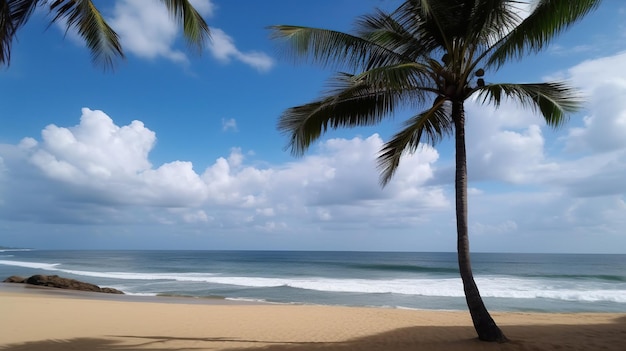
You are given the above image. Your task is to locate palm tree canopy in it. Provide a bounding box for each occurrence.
[0,0,211,70]
[270,0,598,184]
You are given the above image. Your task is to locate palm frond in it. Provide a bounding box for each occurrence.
[50,0,123,70]
[486,0,600,68]
[378,98,453,186]
[394,0,454,52]
[0,0,15,65]
[278,72,413,156]
[160,0,210,52]
[355,8,437,65]
[4,0,39,28]
[353,62,437,99]
[0,0,40,66]
[476,82,583,127]
[269,25,404,72]
[465,0,521,45]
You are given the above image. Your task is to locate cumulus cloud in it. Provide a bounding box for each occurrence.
[0,109,444,234]
[565,52,626,153]
[198,134,447,232]
[109,0,189,63]
[429,51,626,197]
[413,50,626,252]
[208,28,275,72]
[12,109,208,210]
[537,51,626,199]
[1,89,625,251]
[427,97,552,185]
[68,0,274,70]
[30,109,154,180]
[2,50,626,251]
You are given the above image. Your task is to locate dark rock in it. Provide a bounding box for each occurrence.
[26,274,102,292]
[5,274,124,294]
[3,275,26,283]
[100,287,125,294]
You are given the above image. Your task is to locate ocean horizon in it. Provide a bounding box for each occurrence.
[1,250,625,313]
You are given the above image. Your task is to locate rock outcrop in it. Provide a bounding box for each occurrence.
[3,274,124,294]
[3,275,26,283]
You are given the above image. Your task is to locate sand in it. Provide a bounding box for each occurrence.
[1,284,625,351]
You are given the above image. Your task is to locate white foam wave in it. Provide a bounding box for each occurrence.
[0,260,60,270]
[56,270,219,281]
[474,277,626,302]
[225,297,270,303]
[0,259,219,282]
[197,276,626,303]
[122,292,159,297]
[1,259,624,303]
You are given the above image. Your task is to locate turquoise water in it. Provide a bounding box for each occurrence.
[1,250,625,312]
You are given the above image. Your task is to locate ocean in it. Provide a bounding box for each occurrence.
[1,250,625,313]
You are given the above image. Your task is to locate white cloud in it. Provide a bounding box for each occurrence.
[406,50,626,252]
[189,0,215,17]
[565,52,626,153]
[0,110,444,235]
[2,50,626,251]
[437,51,626,198]
[0,89,625,251]
[31,108,154,180]
[428,97,554,185]
[222,118,238,132]
[109,0,187,63]
[50,0,274,71]
[11,109,207,210]
[208,28,275,72]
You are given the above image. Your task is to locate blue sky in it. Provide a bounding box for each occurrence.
[0,0,625,253]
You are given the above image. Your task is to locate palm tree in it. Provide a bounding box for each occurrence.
[0,0,210,69]
[270,0,599,342]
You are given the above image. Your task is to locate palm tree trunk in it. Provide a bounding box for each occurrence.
[452,101,507,342]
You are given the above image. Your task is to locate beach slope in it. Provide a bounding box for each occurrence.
[1,286,624,351]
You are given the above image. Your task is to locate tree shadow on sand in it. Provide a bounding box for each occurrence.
[1,316,625,351]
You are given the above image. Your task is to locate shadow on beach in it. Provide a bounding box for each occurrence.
[2,316,625,351]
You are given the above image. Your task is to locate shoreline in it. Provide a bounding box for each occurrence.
[0,282,265,305]
[1,286,625,350]
[3,281,625,312]
[2,251,625,314]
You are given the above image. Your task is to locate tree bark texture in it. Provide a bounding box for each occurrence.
[453,101,507,342]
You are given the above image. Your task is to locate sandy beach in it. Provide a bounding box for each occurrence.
[1,284,625,351]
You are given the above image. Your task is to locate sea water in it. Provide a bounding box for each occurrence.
[0,250,624,312]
